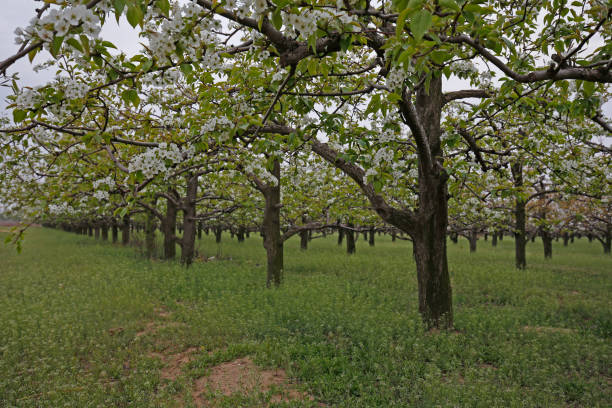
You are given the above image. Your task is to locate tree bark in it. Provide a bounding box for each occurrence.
[237,226,245,243]
[215,227,222,243]
[94,225,100,239]
[337,225,344,246]
[469,228,478,253]
[492,232,497,247]
[122,215,130,245]
[368,228,375,246]
[541,229,553,259]
[197,222,202,240]
[300,230,308,250]
[511,161,527,269]
[112,223,118,243]
[180,173,198,266]
[563,232,569,246]
[346,223,356,254]
[101,223,109,241]
[262,159,283,287]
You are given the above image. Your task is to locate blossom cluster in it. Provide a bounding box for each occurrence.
[93,190,110,201]
[385,67,409,91]
[128,143,196,178]
[245,161,279,186]
[92,176,115,190]
[63,78,90,100]
[451,60,478,77]
[14,4,101,46]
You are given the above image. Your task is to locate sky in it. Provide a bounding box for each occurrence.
[1,1,610,122]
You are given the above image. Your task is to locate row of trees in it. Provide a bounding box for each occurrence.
[1,0,610,328]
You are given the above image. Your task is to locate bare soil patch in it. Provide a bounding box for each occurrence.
[192,357,317,407]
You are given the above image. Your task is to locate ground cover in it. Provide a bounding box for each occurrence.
[0,228,610,407]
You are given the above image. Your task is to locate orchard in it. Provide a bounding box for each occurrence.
[0,0,610,406]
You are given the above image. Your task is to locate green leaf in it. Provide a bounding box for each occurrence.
[156,0,170,16]
[113,0,126,21]
[396,8,410,37]
[410,10,432,42]
[583,81,595,97]
[272,8,283,30]
[51,36,64,58]
[439,0,460,12]
[66,38,83,53]
[307,59,317,76]
[28,47,38,62]
[126,5,144,27]
[180,63,193,75]
[121,89,140,107]
[339,34,352,52]
[430,50,451,64]
[13,109,27,123]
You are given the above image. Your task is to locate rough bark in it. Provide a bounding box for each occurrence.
[541,230,553,259]
[300,229,308,250]
[215,227,222,243]
[411,75,453,328]
[346,223,356,254]
[112,223,118,243]
[469,228,478,253]
[121,215,130,245]
[511,161,527,269]
[262,160,283,287]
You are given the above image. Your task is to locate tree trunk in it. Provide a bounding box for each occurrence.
[197,222,202,240]
[112,224,118,243]
[391,231,396,242]
[300,229,308,250]
[262,160,283,287]
[101,223,109,241]
[603,225,611,254]
[511,161,526,269]
[411,75,453,328]
[368,228,375,246]
[145,210,156,258]
[337,226,344,246]
[541,230,553,259]
[237,226,245,243]
[492,232,497,247]
[180,173,198,266]
[94,225,100,239]
[363,230,368,241]
[162,194,177,260]
[468,229,478,253]
[346,223,356,254]
[563,232,569,246]
[215,227,222,243]
[484,233,488,241]
[122,215,130,245]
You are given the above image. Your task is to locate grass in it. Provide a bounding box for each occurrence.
[0,228,610,407]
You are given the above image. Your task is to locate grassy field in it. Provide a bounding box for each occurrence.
[0,228,610,407]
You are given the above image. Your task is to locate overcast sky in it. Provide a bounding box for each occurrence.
[1,0,611,123]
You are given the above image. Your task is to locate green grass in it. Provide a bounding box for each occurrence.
[1,228,610,407]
